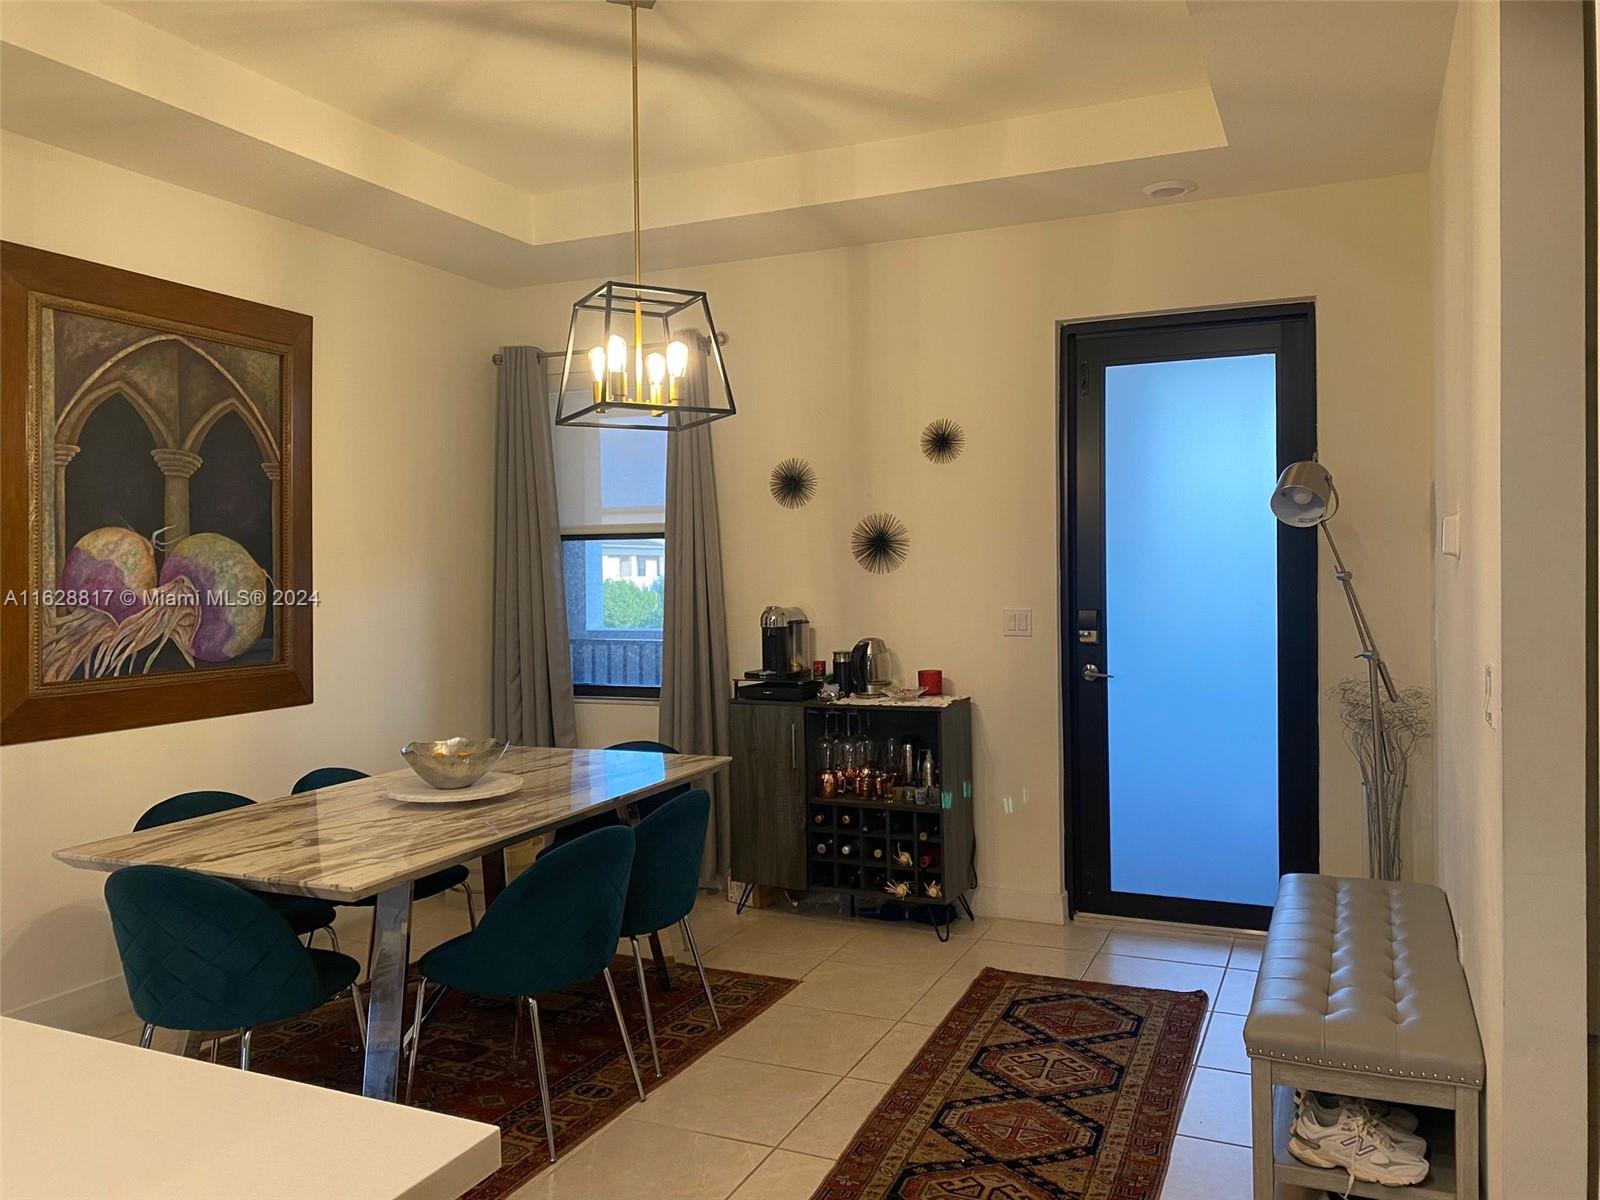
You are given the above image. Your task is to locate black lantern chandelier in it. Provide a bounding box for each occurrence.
[555,0,735,431]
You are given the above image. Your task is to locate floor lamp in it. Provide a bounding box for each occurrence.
[1270,461,1401,879]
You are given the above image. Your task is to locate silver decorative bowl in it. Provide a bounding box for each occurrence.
[400,737,508,789]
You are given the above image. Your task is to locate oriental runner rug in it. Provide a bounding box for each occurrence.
[185,955,793,1199]
[811,968,1206,1200]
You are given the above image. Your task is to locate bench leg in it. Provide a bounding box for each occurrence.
[1455,1086,1480,1199]
[1251,1058,1275,1200]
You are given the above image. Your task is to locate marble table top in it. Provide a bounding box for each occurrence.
[53,746,730,902]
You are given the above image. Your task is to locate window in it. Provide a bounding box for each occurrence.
[550,362,667,697]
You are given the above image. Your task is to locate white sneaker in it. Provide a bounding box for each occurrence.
[1297,1091,1425,1150]
[1288,1102,1430,1187]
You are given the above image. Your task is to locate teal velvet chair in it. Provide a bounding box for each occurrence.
[290,767,477,930]
[541,740,690,858]
[134,791,339,950]
[618,788,718,1075]
[407,826,644,1160]
[105,865,364,1068]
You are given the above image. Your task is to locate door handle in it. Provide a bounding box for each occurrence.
[1082,664,1114,682]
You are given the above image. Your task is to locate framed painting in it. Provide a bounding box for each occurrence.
[1,243,312,743]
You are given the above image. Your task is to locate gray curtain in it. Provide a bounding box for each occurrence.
[491,346,577,747]
[660,338,732,887]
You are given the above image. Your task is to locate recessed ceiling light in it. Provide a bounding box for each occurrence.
[1141,179,1198,199]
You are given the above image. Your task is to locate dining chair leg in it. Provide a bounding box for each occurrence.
[630,936,661,1077]
[349,985,368,1049]
[139,1023,155,1049]
[527,998,557,1162]
[239,1028,252,1072]
[512,995,523,1059]
[679,917,720,1030]
[602,967,647,1102]
[208,1035,220,1062]
[324,924,342,955]
[405,981,430,1104]
[458,881,478,929]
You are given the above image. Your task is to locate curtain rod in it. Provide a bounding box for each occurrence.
[491,330,728,366]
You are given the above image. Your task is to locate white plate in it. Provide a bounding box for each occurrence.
[382,771,523,805]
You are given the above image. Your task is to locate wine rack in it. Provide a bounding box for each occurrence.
[801,697,973,933]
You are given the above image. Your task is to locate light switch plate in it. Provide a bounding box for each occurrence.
[1440,511,1461,559]
[1004,608,1032,637]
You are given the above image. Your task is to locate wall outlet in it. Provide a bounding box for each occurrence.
[1004,608,1033,637]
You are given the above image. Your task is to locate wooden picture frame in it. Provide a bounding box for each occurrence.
[1,243,312,743]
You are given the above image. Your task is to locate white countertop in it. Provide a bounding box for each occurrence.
[0,1017,499,1200]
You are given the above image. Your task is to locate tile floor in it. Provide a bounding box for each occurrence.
[89,889,1263,1199]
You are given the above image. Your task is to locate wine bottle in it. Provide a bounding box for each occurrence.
[839,811,854,827]
[919,849,941,869]
[840,842,855,858]
[871,846,885,861]
[813,811,827,825]
[917,829,930,842]
[816,839,832,856]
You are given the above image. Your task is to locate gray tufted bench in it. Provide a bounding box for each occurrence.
[1244,874,1485,1200]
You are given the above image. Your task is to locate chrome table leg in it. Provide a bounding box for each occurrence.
[361,882,414,1100]
[138,1023,155,1049]
[239,1028,252,1071]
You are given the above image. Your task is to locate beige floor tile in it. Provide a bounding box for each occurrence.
[982,918,1108,954]
[901,976,976,1026]
[1176,1066,1253,1146]
[1227,937,1264,971]
[1100,929,1233,967]
[944,941,1095,983]
[513,1116,769,1200]
[82,1007,141,1042]
[701,943,819,980]
[828,925,977,973]
[848,1022,935,1084]
[711,1003,893,1075]
[728,1150,835,1200]
[627,1055,837,1146]
[1158,1134,1252,1199]
[779,961,940,1020]
[1082,954,1224,1005]
[1197,1012,1249,1074]
[710,919,857,970]
[1215,968,1257,1016]
[778,1077,889,1158]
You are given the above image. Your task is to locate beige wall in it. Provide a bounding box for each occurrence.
[0,133,514,1022]
[1431,2,1590,1193]
[516,172,1436,922]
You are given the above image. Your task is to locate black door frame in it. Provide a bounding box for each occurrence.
[1059,303,1319,930]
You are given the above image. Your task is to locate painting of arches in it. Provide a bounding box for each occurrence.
[2,243,312,743]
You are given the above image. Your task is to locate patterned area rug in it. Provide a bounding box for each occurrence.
[184,955,794,1199]
[812,968,1206,1200]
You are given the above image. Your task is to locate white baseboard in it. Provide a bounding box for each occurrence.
[5,973,131,1033]
[968,886,1069,925]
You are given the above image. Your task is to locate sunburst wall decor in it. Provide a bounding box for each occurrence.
[851,512,910,574]
[920,418,966,464]
[769,458,818,508]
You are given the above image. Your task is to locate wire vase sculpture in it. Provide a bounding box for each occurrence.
[1334,678,1431,881]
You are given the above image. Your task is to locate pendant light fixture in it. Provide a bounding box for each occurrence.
[555,0,735,431]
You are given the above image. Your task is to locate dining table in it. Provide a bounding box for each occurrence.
[54,745,731,1102]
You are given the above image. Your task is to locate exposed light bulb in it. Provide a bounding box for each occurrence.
[666,340,689,378]
[646,352,666,384]
[1291,487,1313,505]
[606,335,627,372]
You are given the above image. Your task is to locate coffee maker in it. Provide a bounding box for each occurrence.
[758,606,809,678]
[737,606,820,700]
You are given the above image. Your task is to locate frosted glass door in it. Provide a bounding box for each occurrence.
[1102,355,1281,908]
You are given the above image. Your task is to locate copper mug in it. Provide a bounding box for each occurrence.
[819,771,838,798]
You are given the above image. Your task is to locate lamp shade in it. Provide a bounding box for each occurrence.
[1269,460,1334,527]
